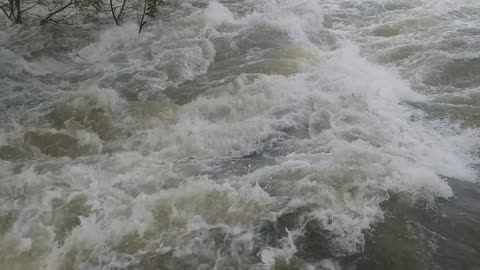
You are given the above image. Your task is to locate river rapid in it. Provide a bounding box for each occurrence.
[1,0,480,269]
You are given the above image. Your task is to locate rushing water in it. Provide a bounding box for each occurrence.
[1,0,480,269]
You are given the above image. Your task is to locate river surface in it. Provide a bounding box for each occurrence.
[1,0,480,269]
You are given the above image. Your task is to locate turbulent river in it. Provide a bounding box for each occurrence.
[1,0,480,269]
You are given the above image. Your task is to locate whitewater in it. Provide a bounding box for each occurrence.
[0,0,480,269]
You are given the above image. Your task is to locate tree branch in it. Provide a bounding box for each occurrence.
[21,2,38,13]
[117,0,126,21]
[9,0,14,20]
[109,0,119,25]
[51,7,73,25]
[85,0,101,12]
[138,0,147,33]
[39,0,73,25]
[14,0,21,24]
[0,3,12,19]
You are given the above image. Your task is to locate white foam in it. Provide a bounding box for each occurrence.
[204,1,235,26]
[1,0,479,269]
[79,23,139,63]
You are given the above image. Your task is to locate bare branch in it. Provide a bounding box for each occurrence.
[85,0,102,12]
[117,0,126,20]
[14,0,20,24]
[110,0,127,26]
[21,2,39,13]
[9,0,14,19]
[0,3,12,19]
[138,0,147,33]
[71,49,87,61]
[51,7,74,24]
[109,0,119,25]
[40,0,73,25]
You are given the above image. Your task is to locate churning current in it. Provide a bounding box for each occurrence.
[1,0,480,269]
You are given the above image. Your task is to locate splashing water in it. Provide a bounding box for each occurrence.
[1,0,480,269]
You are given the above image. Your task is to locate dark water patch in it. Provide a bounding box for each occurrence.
[126,228,259,270]
[0,90,54,123]
[372,25,402,37]
[456,7,480,20]
[378,44,424,63]
[309,29,339,50]
[52,195,91,244]
[350,194,437,270]
[456,28,480,36]
[255,207,339,268]
[435,37,469,52]
[340,1,384,17]
[430,180,480,270]
[46,95,116,140]
[383,2,415,11]
[64,70,104,84]
[372,18,437,38]
[407,101,480,128]
[423,57,480,88]
[163,67,261,105]
[237,25,292,52]
[0,210,18,235]
[205,154,275,180]
[163,77,222,105]
[99,73,153,101]
[24,131,86,158]
[297,219,338,260]
[212,38,245,63]
[345,180,480,270]
[203,131,295,180]
[0,144,34,161]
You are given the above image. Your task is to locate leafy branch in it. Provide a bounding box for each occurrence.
[138,0,163,33]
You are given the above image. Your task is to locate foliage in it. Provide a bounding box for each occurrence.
[145,0,163,19]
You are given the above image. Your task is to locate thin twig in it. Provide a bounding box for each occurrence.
[51,7,74,25]
[21,2,38,13]
[71,49,87,61]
